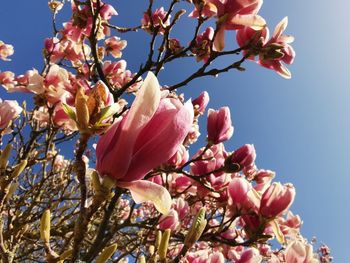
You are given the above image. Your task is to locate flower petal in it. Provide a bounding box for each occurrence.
[119,180,172,215]
[230,14,266,30]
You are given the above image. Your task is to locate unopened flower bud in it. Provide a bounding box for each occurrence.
[97,244,118,263]
[5,181,18,201]
[155,230,162,249]
[184,207,207,248]
[11,159,27,179]
[192,91,209,115]
[207,107,234,144]
[158,229,171,260]
[158,209,179,231]
[228,144,256,171]
[149,245,155,255]
[40,209,51,243]
[138,255,146,263]
[91,170,102,193]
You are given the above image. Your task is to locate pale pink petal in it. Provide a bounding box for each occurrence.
[230,14,266,30]
[123,100,194,181]
[119,180,172,215]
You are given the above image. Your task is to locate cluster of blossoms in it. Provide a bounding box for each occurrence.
[0,0,330,262]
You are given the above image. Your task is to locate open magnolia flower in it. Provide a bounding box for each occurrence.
[96,72,194,214]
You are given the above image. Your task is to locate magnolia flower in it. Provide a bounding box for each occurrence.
[96,72,194,213]
[236,17,295,79]
[259,17,295,79]
[0,99,23,130]
[190,0,265,51]
[192,91,210,115]
[207,107,234,144]
[260,182,296,218]
[285,240,317,263]
[0,41,14,61]
[141,7,170,34]
[105,36,127,58]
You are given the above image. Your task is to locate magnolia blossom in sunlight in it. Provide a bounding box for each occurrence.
[105,36,127,58]
[141,7,171,34]
[260,182,296,218]
[0,99,22,130]
[191,27,214,62]
[96,72,194,182]
[190,0,265,51]
[285,240,318,263]
[96,72,194,213]
[0,41,14,61]
[236,17,295,78]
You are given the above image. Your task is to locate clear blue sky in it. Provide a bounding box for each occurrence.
[0,0,348,260]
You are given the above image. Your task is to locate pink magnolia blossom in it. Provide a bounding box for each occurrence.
[158,209,179,231]
[167,144,189,168]
[236,17,295,78]
[236,25,269,58]
[260,182,296,218]
[285,240,316,263]
[99,3,118,20]
[0,41,14,61]
[105,36,127,58]
[191,144,227,176]
[103,60,141,92]
[190,0,265,51]
[259,17,295,79]
[191,27,214,62]
[174,197,189,220]
[192,91,210,115]
[0,71,15,91]
[141,7,170,34]
[96,73,193,214]
[229,144,256,170]
[228,177,251,207]
[207,107,234,144]
[96,72,194,182]
[0,99,23,130]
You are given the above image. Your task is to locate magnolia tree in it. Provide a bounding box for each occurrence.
[0,0,332,262]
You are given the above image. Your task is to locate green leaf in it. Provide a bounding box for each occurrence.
[62,103,77,122]
[96,103,120,124]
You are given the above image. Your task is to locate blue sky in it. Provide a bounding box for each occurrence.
[0,0,348,260]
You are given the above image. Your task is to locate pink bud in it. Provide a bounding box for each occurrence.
[230,144,256,170]
[207,107,234,144]
[99,4,118,20]
[158,209,179,231]
[192,91,210,115]
[260,182,296,218]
